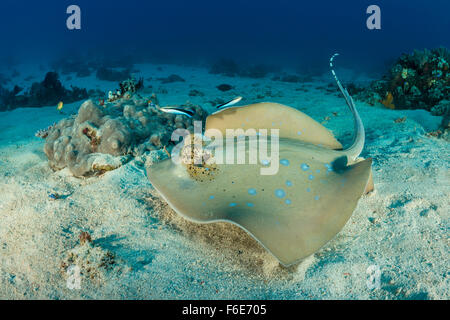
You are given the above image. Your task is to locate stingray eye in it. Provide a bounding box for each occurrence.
[180,143,202,166]
[180,133,217,167]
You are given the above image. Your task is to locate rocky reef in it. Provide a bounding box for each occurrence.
[41,78,207,177]
[157,74,185,84]
[209,58,280,79]
[96,67,132,82]
[51,55,93,77]
[0,72,88,111]
[209,58,240,77]
[51,53,136,80]
[350,48,449,116]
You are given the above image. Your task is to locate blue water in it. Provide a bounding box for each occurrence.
[0,0,448,73]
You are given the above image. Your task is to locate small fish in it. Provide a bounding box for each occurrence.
[160,107,194,118]
[216,96,242,109]
[57,101,64,110]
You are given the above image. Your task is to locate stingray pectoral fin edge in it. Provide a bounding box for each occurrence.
[244,157,373,266]
[146,157,372,266]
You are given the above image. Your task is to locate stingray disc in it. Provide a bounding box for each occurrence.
[146,138,372,266]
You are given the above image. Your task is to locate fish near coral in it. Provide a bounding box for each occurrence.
[146,54,373,266]
[380,92,395,109]
[159,106,194,118]
[214,96,243,111]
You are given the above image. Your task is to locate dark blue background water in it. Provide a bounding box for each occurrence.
[0,0,448,74]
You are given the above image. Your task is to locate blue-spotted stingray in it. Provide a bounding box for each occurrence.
[146,54,373,266]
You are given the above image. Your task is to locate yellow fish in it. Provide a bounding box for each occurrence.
[57,101,64,111]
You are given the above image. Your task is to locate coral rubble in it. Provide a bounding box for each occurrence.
[35,123,56,139]
[51,56,93,77]
[51,53,137,80]
[157,74,185,84]
[209,58,240,77]
[279,74,303,83]
[216,84,233,92]
[96,67,131,82]
[60,234,117,285]
[107,77,144,102]
[436,103,450,141]
[209,58,279,79]
[188,89,204,97]
[239,64,278,79]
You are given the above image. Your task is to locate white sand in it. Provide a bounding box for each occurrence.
[0,63,448,299]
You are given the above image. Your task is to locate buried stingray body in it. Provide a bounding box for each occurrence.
[146,55,373,266]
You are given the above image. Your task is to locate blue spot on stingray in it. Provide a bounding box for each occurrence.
[297,131,302,135]
[308,174,314,180]
[280,159,290,166]
[316,169,321,173]
[209,195,215,200]
[275,189,286,198]
[325,163,333,172]
[285,199,292,205]
[314,195,320,201]
[286,180,293,187]
[306,188,311,192]
[301,163,310,171]
[202,202,206,206]
[248,188,257,195]
[229,202,237,207]
[246,202,254,207]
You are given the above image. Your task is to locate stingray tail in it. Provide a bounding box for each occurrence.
[329,53,365,161]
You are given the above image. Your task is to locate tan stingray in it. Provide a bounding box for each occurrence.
[146,54,373,265]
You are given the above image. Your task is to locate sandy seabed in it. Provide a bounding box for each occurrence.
[0,63,448,299]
